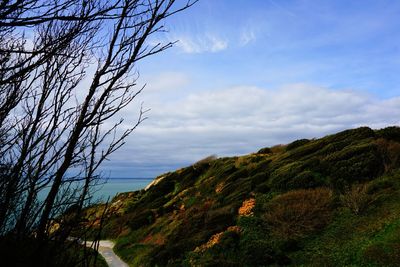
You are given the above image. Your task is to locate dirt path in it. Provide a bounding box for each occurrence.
[86,240,128,267]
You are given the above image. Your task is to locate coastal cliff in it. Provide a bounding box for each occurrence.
[88,126,400,266]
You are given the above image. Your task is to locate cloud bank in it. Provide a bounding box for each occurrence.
[103,84,400,177]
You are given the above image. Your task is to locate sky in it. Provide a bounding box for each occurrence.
[101,0,400,178]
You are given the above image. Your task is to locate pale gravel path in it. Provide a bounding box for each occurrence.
[85,240,129,267]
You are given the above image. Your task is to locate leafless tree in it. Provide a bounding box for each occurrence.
[0,0,196,265]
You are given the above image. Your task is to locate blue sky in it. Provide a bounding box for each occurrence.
[102,0,400,178]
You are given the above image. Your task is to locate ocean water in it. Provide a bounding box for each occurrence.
[37,178,154,203]
[93,178,154,201]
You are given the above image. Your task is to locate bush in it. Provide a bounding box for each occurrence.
[140,179,175,206]
[264,188,334,239]
[269,161,307,190]
[205,207,235,231]
[250,172,268,188]
[367,178,395,194]
[240,239,277,265]
[254,183,270,193]
[323,144,384,188]
[194,155,218,167]
[326,127,375,143]
[375,138,400,172]
[286,139,311,151]
[363,243,400,267]
[288,170,325,189]
[257,147,272,154]
[340,183,377,215]
[375,126,400,142]
[270,144,286,154]
[128,210,155,229]
[218,230,240,251]
[269,160,326,191]
[229,168,249,181]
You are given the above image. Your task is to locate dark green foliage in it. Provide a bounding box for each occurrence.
[254,182,270,193]
[257,147,272,154]
[363,243,400,267]
[324,144,383,188]
[205,207,235,231]
[185,231,241,267]
[229,168,249,181]
[287,170,325,189]
[152,178,176,195]
[250,172,268,188]
[278,239,300,252]
[376,126,400,142]
[218,230,240,251]
[325,127,375,143]
[241,239,278,265]
[223,180,252,205]
[236,216,291,266]
[286,138,310,151]
[269,161,309,190]
[128,210,155,229]
[247,159,271,177]
[367,176,396,194]
[284,139,327,160]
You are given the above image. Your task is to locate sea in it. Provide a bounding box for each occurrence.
[92,178,154,201]
[37,178,154,203]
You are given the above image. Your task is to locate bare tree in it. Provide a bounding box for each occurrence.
[0,0,196,265]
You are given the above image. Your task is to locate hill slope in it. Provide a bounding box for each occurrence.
[92,126,400,266]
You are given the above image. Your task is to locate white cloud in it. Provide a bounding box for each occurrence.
[104,84,400,177]
[142,71,190,93]
[240,28,256,46]
[173,33,228,54]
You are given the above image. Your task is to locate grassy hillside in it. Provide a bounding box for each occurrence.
[90,126,400,266]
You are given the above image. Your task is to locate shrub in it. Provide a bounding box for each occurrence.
[240,239,277,265]
[128,210,155,229]
[363,243,400,267]
[194,155,218,166]
[340,183,377,215]
[269,161,307,190]
[286,139,311,151]
[264,187,334,239]
[254,183,270,193]
[326,127,375,143]
[142,179,175,203]
[213,230,240,252]
[223,187,250,206]
[375,126,400,142]
[269,161,326,191]
[323,144,384,187]
[270,144,286,153]
[257,147,272,154]
[288,170,325,189]
[229,168,249,181]
[367,178,395,194]
[375,138,400,172]
[250,172,268,188]
[206,207,235,230]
